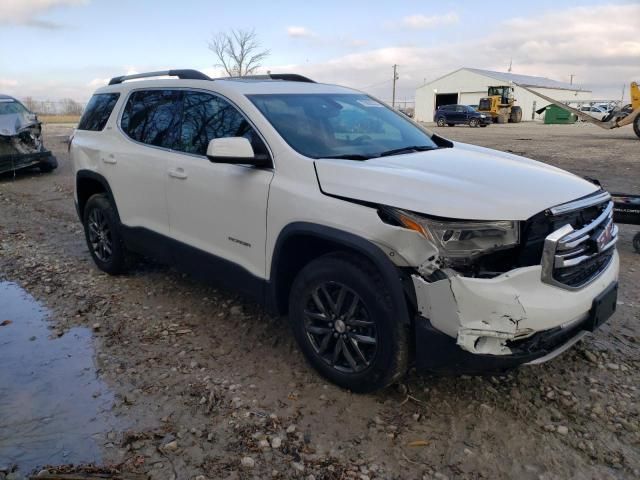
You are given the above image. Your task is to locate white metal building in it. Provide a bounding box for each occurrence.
[415,68,592,122]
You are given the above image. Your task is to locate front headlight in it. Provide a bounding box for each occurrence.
[385,208,519,257]
[480,114,486,118]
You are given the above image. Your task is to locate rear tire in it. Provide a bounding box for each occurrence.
[633,114,640,140]
[289,252,409,393]
[436,117,446,127]
[633,232,640,253]
[83,193,128,275]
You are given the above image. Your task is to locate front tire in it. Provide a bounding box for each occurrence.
[83,193,128,275]
[633,114,640,140]
[633,232,640,253]
[469,118,479,127]
[289,252,408,393]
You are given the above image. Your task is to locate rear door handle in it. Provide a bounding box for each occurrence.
[168,168,188,179]
[102,154,117,165]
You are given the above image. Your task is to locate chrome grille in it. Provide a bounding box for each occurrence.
[541,193,617,290]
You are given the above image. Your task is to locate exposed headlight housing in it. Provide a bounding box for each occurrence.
[385,208,520,258]
[480,114,486,118]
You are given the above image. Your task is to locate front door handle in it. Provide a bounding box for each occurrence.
[102,154,117,165]
[168,168,188,180]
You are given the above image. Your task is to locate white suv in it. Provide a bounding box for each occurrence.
[71,70,619,392]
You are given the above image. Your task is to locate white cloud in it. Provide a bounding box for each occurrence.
[87,77,108,88]
[6,4,638,102]
[401,12,459,30]
[287,26,315,38]
[274,4,639,101]
[0,78,19,88]
[0,0,87,28]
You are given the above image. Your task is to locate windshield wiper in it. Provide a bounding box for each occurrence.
[377,145,436,157]
[321,154,371,161]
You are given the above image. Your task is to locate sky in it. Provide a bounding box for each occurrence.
[0,0,638,103]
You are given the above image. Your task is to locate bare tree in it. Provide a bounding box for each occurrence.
[60,98,84,115]
[208,29,270,77]
[22,96,36,112]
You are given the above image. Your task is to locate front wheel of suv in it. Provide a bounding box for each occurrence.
[289,252,409,393]
[83,193,128,275]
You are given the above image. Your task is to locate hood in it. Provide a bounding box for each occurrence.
[314,142,599,220]
[0,113,37,137]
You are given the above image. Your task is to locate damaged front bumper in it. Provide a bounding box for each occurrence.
[0,150,57,175]
[411,251,619,374]
[0,109,57,175]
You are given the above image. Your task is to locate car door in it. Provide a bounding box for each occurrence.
[109,89,181,237]
[166,90,274,281]
[447,105,461,124]
[456,105,469,123]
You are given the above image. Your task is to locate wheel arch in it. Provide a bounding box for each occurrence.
[268,222,411,325]
[76,170,120,222]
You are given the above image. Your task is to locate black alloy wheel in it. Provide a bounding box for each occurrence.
[302,281,377,373]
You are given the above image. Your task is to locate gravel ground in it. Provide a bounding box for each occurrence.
[0,121,639,479]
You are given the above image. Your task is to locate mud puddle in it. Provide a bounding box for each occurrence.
[0,282,118,473]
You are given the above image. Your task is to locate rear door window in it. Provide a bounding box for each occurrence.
[179,91,267,156]
[121,90,182,148]
[78,93,120,131]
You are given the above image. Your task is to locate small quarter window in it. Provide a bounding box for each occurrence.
[78,93,120,131]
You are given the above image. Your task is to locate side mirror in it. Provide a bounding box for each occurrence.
[206,137,271,167]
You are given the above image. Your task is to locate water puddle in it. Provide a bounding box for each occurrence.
[0,282,117,472]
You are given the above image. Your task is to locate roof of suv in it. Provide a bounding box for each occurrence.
[95,70,357,96]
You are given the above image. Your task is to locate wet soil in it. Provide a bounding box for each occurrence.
[0,122,638,479]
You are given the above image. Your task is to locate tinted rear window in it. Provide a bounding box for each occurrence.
[120,90,182,148]
[78,93,120,131]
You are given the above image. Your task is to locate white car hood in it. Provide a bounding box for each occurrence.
[314,142,600,220]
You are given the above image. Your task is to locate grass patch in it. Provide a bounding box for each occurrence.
[39,115,81,125]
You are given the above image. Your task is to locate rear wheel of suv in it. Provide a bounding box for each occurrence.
[436,117,446,127]
[289,252,408,393]
[83,193,128,275]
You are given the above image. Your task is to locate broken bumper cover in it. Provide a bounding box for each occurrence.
[412,250,619,374]
[0,150,57,174]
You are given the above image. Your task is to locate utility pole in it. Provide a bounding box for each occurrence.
[569,74,575,85]
[392,64,399,108]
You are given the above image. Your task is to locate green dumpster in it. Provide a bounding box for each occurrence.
[542,104,577,124]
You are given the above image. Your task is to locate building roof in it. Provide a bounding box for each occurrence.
[419,67,590,92]
[464,68,589,91]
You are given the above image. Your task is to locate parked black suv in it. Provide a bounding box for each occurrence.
[435,104,490,128]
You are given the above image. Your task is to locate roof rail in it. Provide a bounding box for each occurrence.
[108,69,211,85]
[223,73,316,83]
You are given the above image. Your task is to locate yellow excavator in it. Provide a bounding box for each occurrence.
[477,86,523,124]
[517,81,640,139]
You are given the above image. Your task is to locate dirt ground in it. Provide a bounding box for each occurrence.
[0,121,638,480]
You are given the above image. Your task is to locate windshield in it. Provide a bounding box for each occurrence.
[248,93,437,159]
[0,100,29,115]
